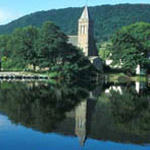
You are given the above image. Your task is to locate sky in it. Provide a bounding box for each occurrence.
[0,0,150,25]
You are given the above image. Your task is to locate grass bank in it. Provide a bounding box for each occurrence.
[107,73,147,83]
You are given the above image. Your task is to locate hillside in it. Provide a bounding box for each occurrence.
[0,4,150,42]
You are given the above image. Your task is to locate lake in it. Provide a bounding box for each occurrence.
[0,80,150,150]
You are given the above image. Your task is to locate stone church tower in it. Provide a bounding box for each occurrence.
[78,6,98,56]
[68,6,102,71]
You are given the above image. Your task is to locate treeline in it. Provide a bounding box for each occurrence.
[0,21,95,79]
[99,22,150,74]
[1,4,150,42]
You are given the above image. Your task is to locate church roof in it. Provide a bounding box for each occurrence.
[80,6,90,20]
[68,35,78,46]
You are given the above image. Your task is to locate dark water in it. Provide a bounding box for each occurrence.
[0,80,150,150]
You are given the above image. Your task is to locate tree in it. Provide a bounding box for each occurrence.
[110,22,150,74]
[36,21,95,80]
[50,43,93,80]
[10,26,39,70]
[0,35,11,70]
[37,21,68,69]
[0,21,96,80]
[0,35,11,57]
[99,42,112,61]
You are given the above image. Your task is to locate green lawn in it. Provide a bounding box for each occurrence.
[107,73,147,83]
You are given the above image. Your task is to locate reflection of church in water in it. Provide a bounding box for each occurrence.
[52,81,150,146]
[57,85,101,146]
[75,100,87,146]
[55,81,150,147]
[65,97,97,146]
[75,100,89,146]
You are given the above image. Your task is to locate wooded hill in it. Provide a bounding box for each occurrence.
[0,4,150,42]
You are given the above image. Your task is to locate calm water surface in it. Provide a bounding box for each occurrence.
[0,81,150,150]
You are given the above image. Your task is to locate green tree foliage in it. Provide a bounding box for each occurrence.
[0,35,11,57]
[35,21,95,79]
[0,35,11,70]
[110,22,150,74]
[0,21,96,80]
[10,26,39,70]
[48,41,95,80]
[99,42,112,61]
[1,4,150,42]
[37,21,68,68]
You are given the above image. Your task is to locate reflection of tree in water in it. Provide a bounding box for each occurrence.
[109,84,150,136]
[0,81,89,132]
[88,83,150,144]
[1,81,150,145]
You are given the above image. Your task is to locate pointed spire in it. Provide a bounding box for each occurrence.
[80,6,90,20]
[79,136,87,146]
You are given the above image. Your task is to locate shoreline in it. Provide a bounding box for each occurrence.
[0,71,49,80]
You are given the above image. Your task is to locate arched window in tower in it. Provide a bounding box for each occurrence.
[80,25,87,35]
[84,26,87,35]
[80,25,83,34]
[83,26,84,34]
[81,25,86,35]
[82,26,84,34]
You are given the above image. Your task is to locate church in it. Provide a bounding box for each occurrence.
[68,6,102,71]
